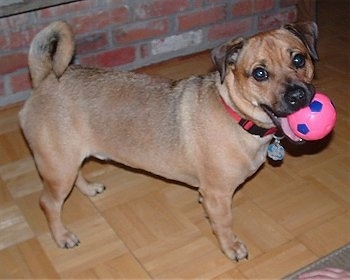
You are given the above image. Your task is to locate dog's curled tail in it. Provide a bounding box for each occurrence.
[29,21,74,88]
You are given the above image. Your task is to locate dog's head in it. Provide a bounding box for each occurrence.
[211,22,318,143]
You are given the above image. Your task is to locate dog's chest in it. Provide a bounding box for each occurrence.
[242,138,271,175]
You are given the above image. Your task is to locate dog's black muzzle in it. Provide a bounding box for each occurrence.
[277,82,315,117]
[285,84,308,110]
[261,82,315,143]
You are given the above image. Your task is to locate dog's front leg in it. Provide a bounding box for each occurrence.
[200,188,248,261]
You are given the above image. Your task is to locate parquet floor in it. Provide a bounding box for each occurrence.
[0,1,349,278]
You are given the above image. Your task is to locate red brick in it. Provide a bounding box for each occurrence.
[208,18,253,41]
[254,0,275,12]
[71,11,106,34]
[0,36,7,50]
[258,8,297,31]
[0,53,27,75]
[207,0,226,4]
[134,0,190,20]
[79,47,136,68]
[4,28,38,51]
[114,19,169,44]
[178,6,226,31]
[232,0,254,17]
[4,13,34,31]
[0,78,4,96]
[11,71,31,93]
[76,33,109,54]
[109,5,131,24]
[72,6,129,35]
[38,1,91,18]
[280,0,298,7]
[194,0,204,8]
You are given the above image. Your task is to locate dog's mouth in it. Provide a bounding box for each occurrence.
[261,105,304,144]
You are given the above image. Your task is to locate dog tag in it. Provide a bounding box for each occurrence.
[267,136,285,161]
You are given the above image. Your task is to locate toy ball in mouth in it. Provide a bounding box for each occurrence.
[287,92,336,141]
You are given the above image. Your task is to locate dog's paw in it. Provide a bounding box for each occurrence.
[56,231,80,249]
[89,182,106,196]
[79,182,106,197]
[222,238,249,261]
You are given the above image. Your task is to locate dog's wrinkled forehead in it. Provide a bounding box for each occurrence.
[211,22,318,83]
[239,30,308,65]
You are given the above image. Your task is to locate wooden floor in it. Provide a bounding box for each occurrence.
[0,1,349,278]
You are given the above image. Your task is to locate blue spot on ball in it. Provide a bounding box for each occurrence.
[297,124,310,135]
[309,100,323,112]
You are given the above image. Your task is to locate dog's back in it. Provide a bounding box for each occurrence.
[19,20,212,187]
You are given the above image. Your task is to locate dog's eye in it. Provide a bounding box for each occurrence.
[252,67,269,82]
[292,53,306,69]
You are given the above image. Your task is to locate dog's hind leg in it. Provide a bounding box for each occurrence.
[75,170,106,197]
[34,151,83,249]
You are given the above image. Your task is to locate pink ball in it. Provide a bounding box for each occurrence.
[287,92,336,141]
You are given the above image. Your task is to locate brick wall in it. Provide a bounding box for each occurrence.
[0,0,298,108]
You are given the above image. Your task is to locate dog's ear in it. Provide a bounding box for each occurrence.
[284,21,319,61]
[211,37,245,84]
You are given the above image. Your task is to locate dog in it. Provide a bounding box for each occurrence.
[19,20,318,261]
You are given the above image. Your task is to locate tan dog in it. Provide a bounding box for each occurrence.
[19,20,318,261]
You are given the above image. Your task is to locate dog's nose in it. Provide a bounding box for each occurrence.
[285,86,307,110]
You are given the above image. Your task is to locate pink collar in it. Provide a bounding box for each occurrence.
[220,96,278,137]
